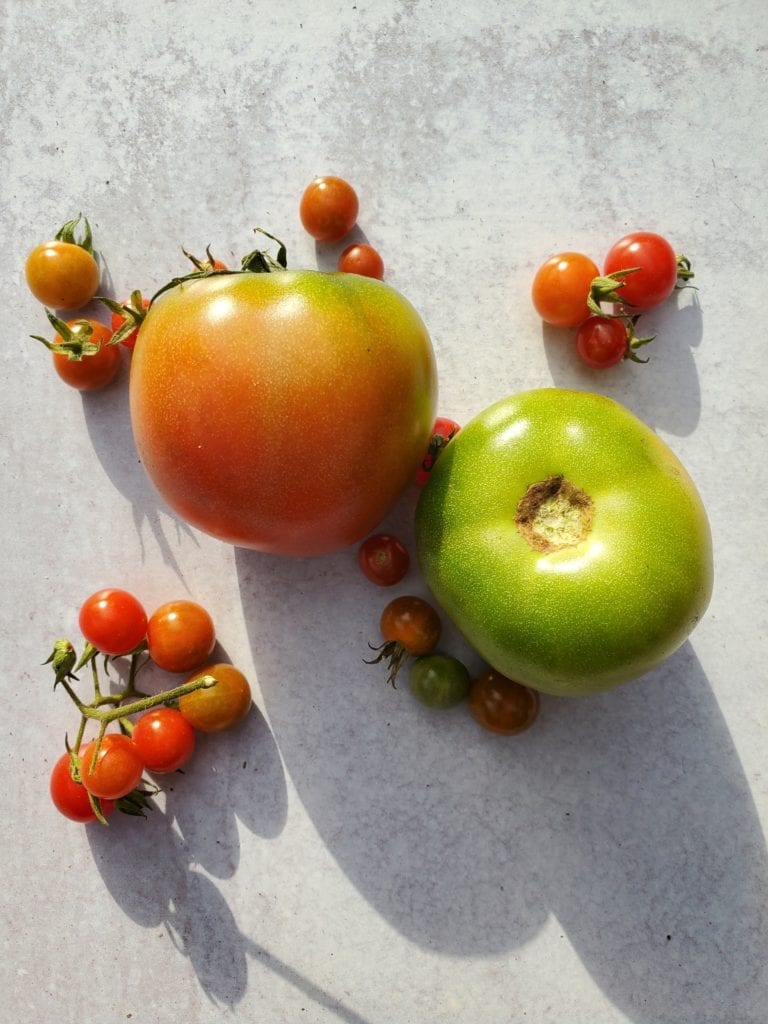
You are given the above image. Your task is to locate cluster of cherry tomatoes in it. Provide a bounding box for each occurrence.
[357,528,540,736]
[531,231,695,368]
[48,588,252,825]
[25,178,386,393]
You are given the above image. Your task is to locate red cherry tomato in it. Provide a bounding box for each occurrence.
[603,231,683,310]
[416,416,461,485]
[178,663,252,732]
[147,599,216,672]
[338,243,384,279]
[469,670,540,735]
[300,176,359,242]
[50,752,115,822]
[531,251,599,327]
[131,708,196,773]
[79,588,148,656]
[79,733,145,800]
[575,316,628,368]
[46,319,120,391]
[358,533,410,586]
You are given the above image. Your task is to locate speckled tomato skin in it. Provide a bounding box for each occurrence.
[130,271,437,555]
[415,389,713,696]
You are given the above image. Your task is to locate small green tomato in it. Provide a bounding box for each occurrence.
[409,654,471,709]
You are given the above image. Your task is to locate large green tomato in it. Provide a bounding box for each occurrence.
[415,389,713,697]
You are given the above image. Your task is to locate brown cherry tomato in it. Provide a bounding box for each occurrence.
[338,243,384,279]
[300,176,359,242]
[366,595,442,687]
[178,663,252,732]
[469,669,540,735]
[147,599,216,673]
[357,533,410,586]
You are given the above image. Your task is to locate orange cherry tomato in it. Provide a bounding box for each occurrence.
[531,251,599,328]
[178,663,252,732]
[25,216,100,309]
[79,733,145,800]
[338,243,384,279]
[147,599,216,672]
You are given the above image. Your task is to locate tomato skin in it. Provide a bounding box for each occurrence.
[300,176,359,241]
[79,588,147,656]
[469,670,539,735]
[129,270,437,555]
[147,600,216,672]
[25,241,100,310]
[132,708,196,773]
[603,231,679,309]
[79,734,145,800]
[52,320,120,391]
[338,243,384,279]
[416,416,461,485]
[409,654,470,709]
[415,389,713,696]
[178,663,252,732]
[575,316,627,368]
[358,533,410,586]
[50,752,115,822]
[531,252,599,328]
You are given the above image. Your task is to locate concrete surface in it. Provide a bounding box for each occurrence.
[1,1,766,1022]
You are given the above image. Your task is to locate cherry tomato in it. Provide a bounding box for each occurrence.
[338,243,384,279]
[409,654,471,709]
[110,295,150,350]
[367,595,442,687]
[147,600,216,672]
[531,251,599,327]
[300,176,359,242]
[357,534,410,586]
[79,733,145,800]
[178,663,252,732]
[416,416,461,485]
[603,231,687,310]
[575,316,628,368]
[79,588,148,656]
[130,269,436,555]
[38,318,120,391]
[25,216,100,310]
[131,708,196,773]
[50,751,115,822]
[468,669,540,735]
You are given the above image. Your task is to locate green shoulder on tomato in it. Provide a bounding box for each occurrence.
[414,389,713,697]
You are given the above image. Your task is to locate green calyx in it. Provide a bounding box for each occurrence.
[587,268,639,316]
[55,214,95,256]
[623,314,656,363]
[30,309,102,360]
[97,289,148,346]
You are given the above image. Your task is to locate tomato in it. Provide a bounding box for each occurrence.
[531,252,599,328]
[409,654,470,709]
[300,176,359,242]
[50,752,115,823]
[416,416,461,485]
[415,389,713,697]
[79,733,145,800]
[33,316,120,391]
[603,231,690,310]
[147,599,216,672]
[367,595,442,687]
[338,243,384,279]
[79,588,147,656]
[178,663,252,732]
[468,670,539,735]
[110,294,150,350]
[575,316,628,368]
[131,708,196,773]
[357,533,410,586]
[25,216,100,310]
[129,269,437,555]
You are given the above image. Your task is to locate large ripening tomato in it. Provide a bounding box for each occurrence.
[415,389,713,697]
[130,270,437,555]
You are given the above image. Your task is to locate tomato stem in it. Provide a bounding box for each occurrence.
[55,214,95,256]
